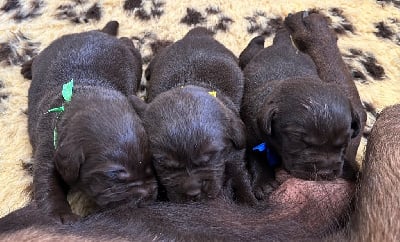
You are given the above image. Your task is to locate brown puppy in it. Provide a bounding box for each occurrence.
[23,21,157,223]
[131,27,256,204]
[1,104,398,241]
[240,12,366,199]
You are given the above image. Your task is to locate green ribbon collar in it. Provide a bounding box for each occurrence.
[47,79,74,148]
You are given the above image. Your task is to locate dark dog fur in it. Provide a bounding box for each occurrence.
[1,102,399,241]
[0,194,347,241]
[145,27,243,108]
[341,104,400,241]
[23,21,157,223]
[131,27,256,204]
[239,12,366,199]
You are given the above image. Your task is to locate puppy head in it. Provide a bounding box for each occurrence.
[54,96,157,207]
[258,80,360,180]
[142,86,245,202]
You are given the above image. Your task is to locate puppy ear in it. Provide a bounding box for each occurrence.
[54,144,84,185]
[128,95,148,118]
[257,104,278,136]
[350,106,361,139]
[226,111,246,149]
[230,119,246,149]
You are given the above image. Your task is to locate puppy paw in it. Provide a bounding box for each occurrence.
[236,191,258,206]
[57,212,81,224]
[253,180,279,201]
[284,11,336,51]
[48,209,80,224]
[21,59,33,80]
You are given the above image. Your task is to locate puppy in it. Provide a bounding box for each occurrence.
[132,27,256,204]
[23,21,157,223]
[240,12,366,199]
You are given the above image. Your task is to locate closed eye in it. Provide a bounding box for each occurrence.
[333,136,350,148]
[152,155,182,170]
[105,168,129,181]
[194,151,218,166]
[286,141,309,154]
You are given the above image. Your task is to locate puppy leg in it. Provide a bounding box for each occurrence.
[284,12,355,96]
[238,36,265,69]
[21,58,34,80]
[33,148,79,224]
[285,12,366,179]
[225,151,257,205]
[100,21,119,36]
[246,151,279,200]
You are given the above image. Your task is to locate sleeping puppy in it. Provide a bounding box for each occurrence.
[22,21,157,223]
[240,12,366,199]
[132,27,256,204]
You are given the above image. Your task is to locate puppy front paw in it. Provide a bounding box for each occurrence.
[235,190,258,206]
[47,207,80,224]
[253,180,279,201]
[284,11,336,51]
[56,212,81,224]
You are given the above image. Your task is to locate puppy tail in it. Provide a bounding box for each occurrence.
[239,35,265,69]
[101,21,119,36]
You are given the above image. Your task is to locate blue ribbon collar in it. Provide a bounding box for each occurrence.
[252,142,279,167]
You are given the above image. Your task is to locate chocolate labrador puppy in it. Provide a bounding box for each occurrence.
[22,21,157,223]
[131,27,256,204]
[240,12,366,199]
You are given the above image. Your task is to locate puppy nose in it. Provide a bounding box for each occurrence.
[182,178,202,197]
[315,159,342,179]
